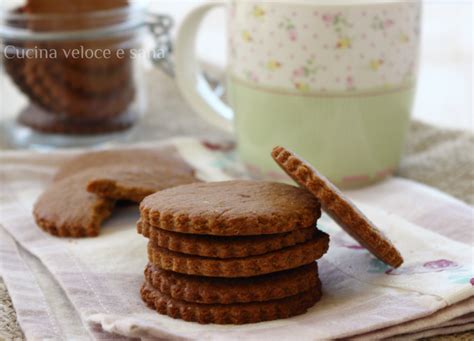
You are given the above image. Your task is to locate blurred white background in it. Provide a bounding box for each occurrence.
[150,0,473,131]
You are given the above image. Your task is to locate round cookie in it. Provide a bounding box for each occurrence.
[47,59,133,96]
[55,147,195,181]
[7,40,135,122]
[3,7,30,97]
[140,180,321,236]
[54,41,134,72]
[26,0,129,14]
[272,145,404,268]
[144,263,320,304]
[18,104,136,135]
[147,230,329,277]
[140,281,321,325]
[5,2,137,126]
[23,59,135,121]
[138,220,316,258]
[34,148,198,237]
[86,166,199,203]
[33,170,116,237]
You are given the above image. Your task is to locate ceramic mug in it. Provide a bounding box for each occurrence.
[175,0,421,187]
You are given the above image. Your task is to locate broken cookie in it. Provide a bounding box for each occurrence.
[33,147,198,237]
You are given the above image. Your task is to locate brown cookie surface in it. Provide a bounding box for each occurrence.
[54,147,195,182]
[147,230,329,277]
[26,0,130,33]
[140,281,321,325]
[33,170,115,237]
[46,59,133,96]
[138,220,316,258]
[272,146,403,268]
[140,180,321,236]
[34,148,197,237]
[27,0,129,14]
[22,58,135,121]
[9,41,135,122]
[5,2,138,133]
[3,7,30,97]
[87,167,198,203]
[18,104,136,135]
[144,263,319,304]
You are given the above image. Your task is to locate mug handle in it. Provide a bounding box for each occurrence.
[174,2,233,133]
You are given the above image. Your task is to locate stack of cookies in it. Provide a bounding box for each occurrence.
[138,180,330,324]
[4,0,137,135]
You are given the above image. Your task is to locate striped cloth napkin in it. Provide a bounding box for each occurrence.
[0,137,472,340]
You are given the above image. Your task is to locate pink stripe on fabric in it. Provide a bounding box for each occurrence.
[391,323,474,340]
[352,297,474,340]
[0,169,135,340]
[437,313,474,328]
[0,173,115,339]
[0,226,62,340]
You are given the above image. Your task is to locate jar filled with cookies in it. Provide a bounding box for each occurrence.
[0,0,172,148]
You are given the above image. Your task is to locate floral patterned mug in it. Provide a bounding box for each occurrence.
[175,0,421,187]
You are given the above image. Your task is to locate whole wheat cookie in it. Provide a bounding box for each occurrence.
[7,1,135,124]
[138,220,316,258]
[45,56,133,97]
[23,59,135,121]
[140,281,321,324]
[3,7,30,98]
[144,263,319,304]
[56,44,133,72]
[33,170,115,237]
[140,180,321,236]
[26,0,129,14]
[87,166,198,203]
[66,148,198,202]
[34,147,197,237]
[54,147,193,181]
[18,104,136,134]
[147,230,329,277]
[272,146,403,268]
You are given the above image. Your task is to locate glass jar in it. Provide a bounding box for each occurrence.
[0,0,172,148]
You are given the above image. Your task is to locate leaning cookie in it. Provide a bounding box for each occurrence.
[141,281,321,325]
[144,263,320,304]
[147,230,329,277]
[272,146,403,268]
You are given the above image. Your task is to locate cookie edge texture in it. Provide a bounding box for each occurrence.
[147,231,329,277]
[33,195,115,237]
[140,281,321,324]
[271,146,403,268]
[144,262,320,304]
[138,220,317,258]
[139,181,322,236]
